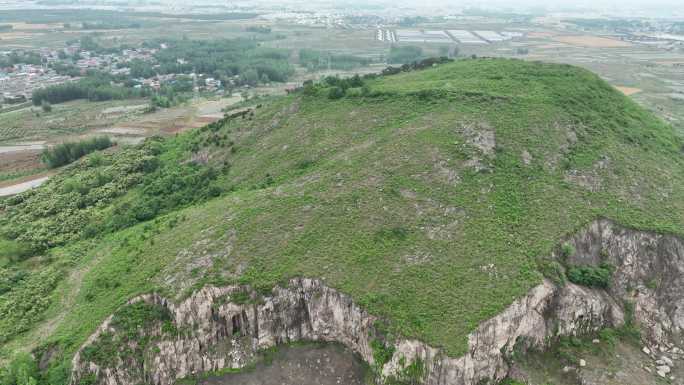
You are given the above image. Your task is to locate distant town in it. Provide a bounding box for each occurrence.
[2,9,684,107]
[0,42,229,105]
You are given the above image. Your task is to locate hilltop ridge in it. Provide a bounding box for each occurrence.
[1,58,683,384]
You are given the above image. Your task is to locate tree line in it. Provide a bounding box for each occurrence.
[145,38,294,86]
[41,136,114,169]
[31,70,154,106]
[299,49,372,71]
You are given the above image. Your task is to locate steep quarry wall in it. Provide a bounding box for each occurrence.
[71,220,684,385]
[568,219,684,347]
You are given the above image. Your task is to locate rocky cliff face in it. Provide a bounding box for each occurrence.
[568,219,684,348]
[71,280,377,385]
[71,220,684,385]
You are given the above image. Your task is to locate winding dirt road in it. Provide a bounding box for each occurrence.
[0,176,49,197]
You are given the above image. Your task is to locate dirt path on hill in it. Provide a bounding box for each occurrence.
[0,175,50,196]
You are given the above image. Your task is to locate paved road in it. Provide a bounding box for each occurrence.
[0,176,49,197]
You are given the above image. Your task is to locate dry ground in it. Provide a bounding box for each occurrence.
[8,22,63,30]
[0,148,44,175]
[202,344,367,385]
[553,35,632,48]
[615,86,643,96]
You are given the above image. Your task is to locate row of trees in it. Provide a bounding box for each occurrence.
[147,39,294,86]
[299,49,372,72]
[298,56,455,100]
[0,51,42,67]
[32,81,147,105]
[31,70,152,106]
[41,136,114,169]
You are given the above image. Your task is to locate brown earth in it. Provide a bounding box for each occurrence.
[528,31,556,38]
[0,149,43,175]
[615,86,643,96]
[553,35,632,48]
[201,344,368,385]
[9,22,62,30]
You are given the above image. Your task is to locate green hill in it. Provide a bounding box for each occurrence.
[1,58,683,383]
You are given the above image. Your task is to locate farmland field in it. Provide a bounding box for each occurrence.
[552,35,633,48]
[0,99,149,144]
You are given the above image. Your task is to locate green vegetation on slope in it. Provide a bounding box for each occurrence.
[1,58,683,384]
[1,135,224,250]
[41,136,114,169]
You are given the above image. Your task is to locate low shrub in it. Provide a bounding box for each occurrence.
[370,339,396,368]
[566,263,614,288]
[386,357,425,385]
[560,243,575,259]
[538,259,566,286]
[0,267,61,342]
[0,267,28,295]
[0,239,36,263]
[0,352,40,385]
[327,86,345,100]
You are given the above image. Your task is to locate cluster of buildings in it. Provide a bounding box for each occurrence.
[621,33,684,50]
[0,39,235,106]
[0,63,73,104]
[375,29,524,45]
[376,29,397,42]
[264,12,356,29]
[0,45,163,105]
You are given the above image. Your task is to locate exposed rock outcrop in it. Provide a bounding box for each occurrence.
[71,280,376,385]
[567,219,684,348]
[71,220,684,385]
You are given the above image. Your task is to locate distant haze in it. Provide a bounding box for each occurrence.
[221,0,682,17]
[9,0,682,18]
[395,0,683,13]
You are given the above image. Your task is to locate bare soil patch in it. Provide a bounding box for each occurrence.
[0,32,41,39]
[9,22,62,30]
[536,44,568,49]
[0,149,43,174]
[528,31,556,38]
[553,35,632,48]
[201,344,367,385]
[615,86,643,96]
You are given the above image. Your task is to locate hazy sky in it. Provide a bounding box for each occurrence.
[392,0,684,17]
[418,0,682,9]
[273,0,683,17]
[9,0,681,18]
